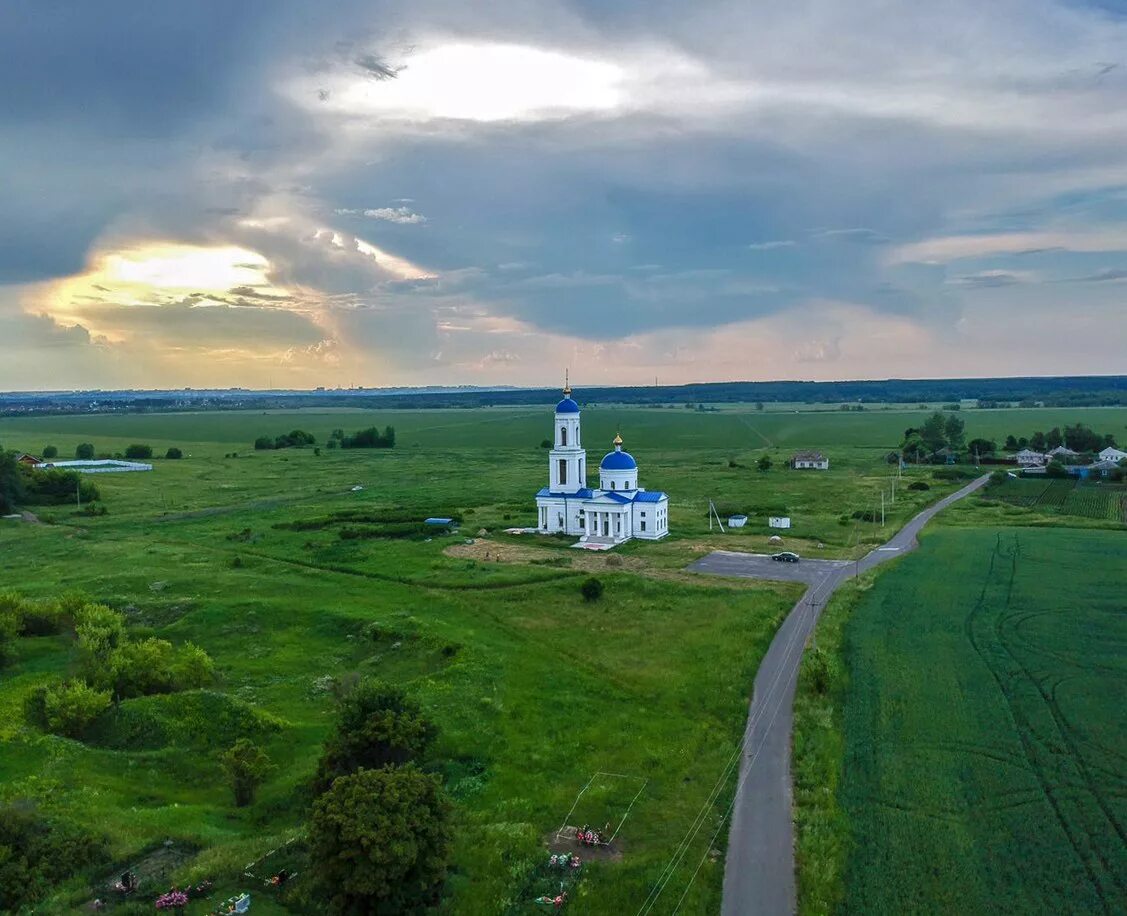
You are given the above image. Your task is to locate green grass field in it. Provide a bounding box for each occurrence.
[2,404,1125,914]
[797,527,1126,915]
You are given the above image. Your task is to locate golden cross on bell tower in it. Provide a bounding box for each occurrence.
[563,369,571,397]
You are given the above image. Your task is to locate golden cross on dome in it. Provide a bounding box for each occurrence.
[563,369,571,397]
[613,433,623,446]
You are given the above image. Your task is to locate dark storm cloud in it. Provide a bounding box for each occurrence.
[1,0,1127,383]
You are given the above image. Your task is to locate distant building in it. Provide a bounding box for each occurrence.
[1088,459,1122,478]
[15,453,41,466]
[1046,445,1079,459]
[1098,446,1127,463]
[1013,448,1045,467]
[791,450,829,470]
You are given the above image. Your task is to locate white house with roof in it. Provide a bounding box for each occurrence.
[1098,445,1127,463]
[534,385,669,544]
[1013,448,1046,466]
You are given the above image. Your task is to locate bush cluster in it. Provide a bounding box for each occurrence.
[255,429,316,450]
[0,802,109,912]
[11,594,216,739]
[335,425,396,449]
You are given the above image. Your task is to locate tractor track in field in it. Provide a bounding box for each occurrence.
[964,533,1124,910]
[993,546,1127,894]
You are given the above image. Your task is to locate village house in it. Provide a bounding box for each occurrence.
[1045,445,1079,460]
[790,450,829,470]
[1098,445,1127,463]
[15,453,41,466]
[1013,448,1046,467]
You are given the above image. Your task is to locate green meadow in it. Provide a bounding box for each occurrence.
[1,403,1125,914]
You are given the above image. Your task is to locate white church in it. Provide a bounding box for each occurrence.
[535,384,670,545]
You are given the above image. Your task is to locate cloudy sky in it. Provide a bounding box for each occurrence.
[3,0,1126,390]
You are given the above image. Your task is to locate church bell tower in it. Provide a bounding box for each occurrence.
[549,374,585,493]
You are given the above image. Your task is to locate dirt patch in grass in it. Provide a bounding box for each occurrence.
[444,537,795,591]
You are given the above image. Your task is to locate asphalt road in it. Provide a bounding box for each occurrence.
[689,475,989,916]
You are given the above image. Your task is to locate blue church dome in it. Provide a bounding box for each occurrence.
[556,397,580,414]
[601,449,637,470]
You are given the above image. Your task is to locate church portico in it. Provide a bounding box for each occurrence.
[534,383,669,546]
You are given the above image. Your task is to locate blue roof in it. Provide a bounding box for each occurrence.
[555,397,580,414]
[600,450,637,470]
[604,492,633,504]
[634,491,667,503]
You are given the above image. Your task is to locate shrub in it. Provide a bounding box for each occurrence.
[42,445,58,459]
[0,803,109,912]
[171,642,216,690]
[580,577,605,602]
[0,603,20,667]
[757,454,773,471]
[165,447,183,459]
[107,637,178,698]
[220,738,273,807]
[309,766,451,914]
[124,444,153,460]
[75,603,126,676]
[20,467,100,505]
[907,481,930,491]
[254,436,275,450]
[540,439,552,448]
[43,680,112,738]
[314,680,437,794]
[75,443,95,460]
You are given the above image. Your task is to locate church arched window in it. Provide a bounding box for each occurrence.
[560,426,567,446]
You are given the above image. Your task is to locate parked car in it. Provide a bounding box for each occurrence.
[772,551,800,563]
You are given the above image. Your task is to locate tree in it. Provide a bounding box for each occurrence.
[309,766,451,915]
[42,680,111,738]
[919,412,948,452]
[1063,423,1102,453]
[0,450,22,514]
[757,454,772,471]
[967,438,996,457]
[944,414,966,452]
[220,738,273,807]
[330,429,345,441]
[42,445,58,459]
[1045,460,1068,479]
[1029,431,1047,451]
[165,447,183,459]
[540,438,552,449]
[75,443,95,460]
[124,444,153,460]
[580,577,605,602]
[1045,427,1063,449]
[1004,435,1019,451]
[254,436,275,450]
[314,680,437,793]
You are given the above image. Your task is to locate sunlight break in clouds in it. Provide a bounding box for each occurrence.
[295,42,627,122]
